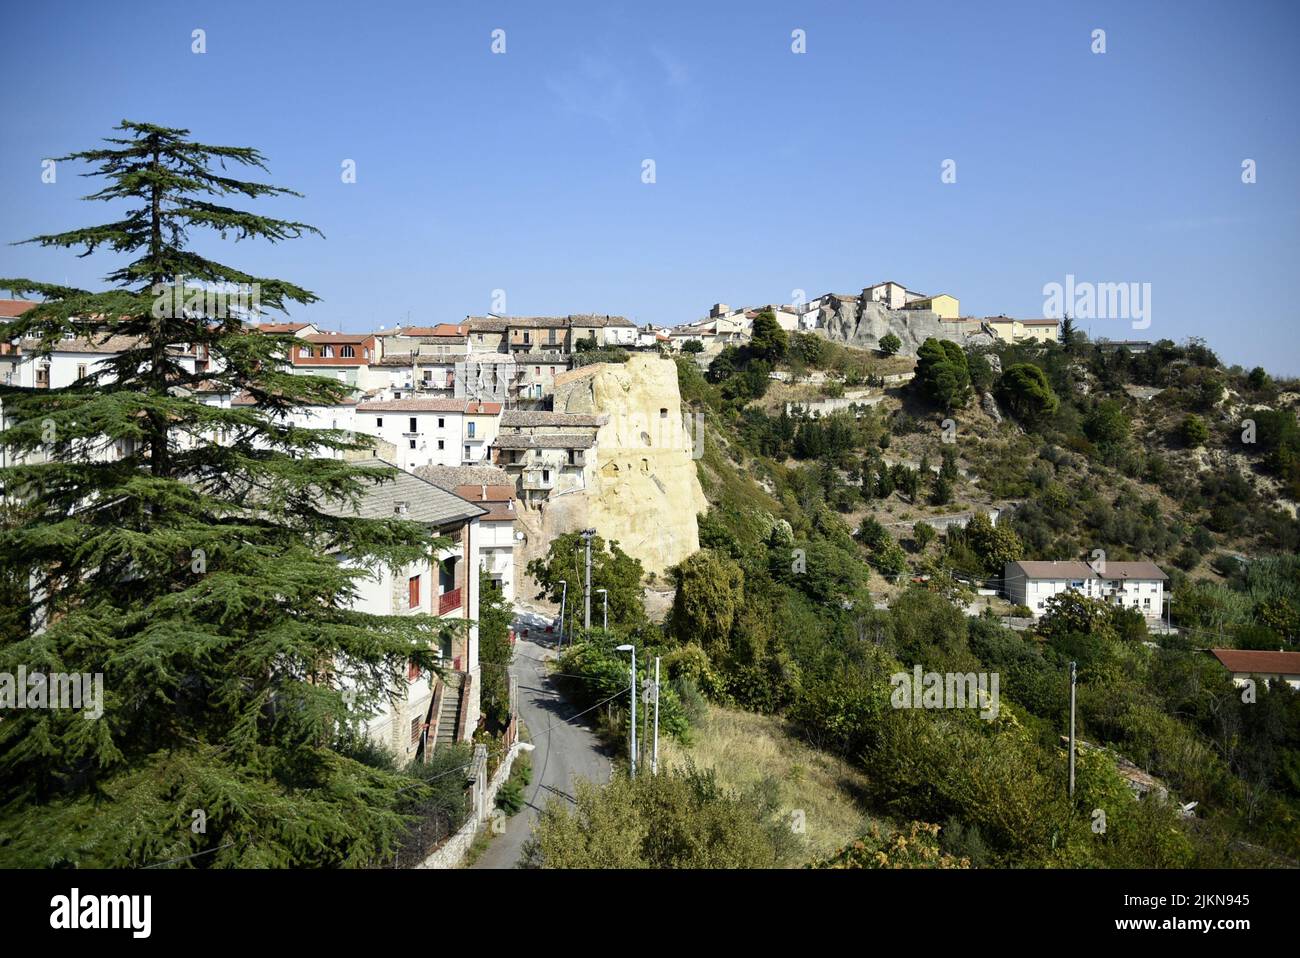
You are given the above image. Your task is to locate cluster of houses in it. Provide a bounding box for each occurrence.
[0,300,660,765]
[0,292,1279,764]
[660,282,1061,358]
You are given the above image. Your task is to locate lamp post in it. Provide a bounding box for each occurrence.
[596,588,608,632]
[616,644,636,778]
[558,580,567,648]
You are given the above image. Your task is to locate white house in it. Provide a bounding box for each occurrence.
[415,464,518,604]
[353,398,503,473]
[322,460,487,764]
[1210,649,1300,691]
[1004,559,1168,622]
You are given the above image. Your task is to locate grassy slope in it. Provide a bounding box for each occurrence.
[657,704,879,863]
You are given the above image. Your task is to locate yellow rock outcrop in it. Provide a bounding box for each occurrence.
[527,353,706,575]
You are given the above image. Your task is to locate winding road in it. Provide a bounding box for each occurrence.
[470,610,614,869]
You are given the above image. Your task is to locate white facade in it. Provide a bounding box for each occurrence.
[354,404,467,472]
[1005,560,1167,621]
[340,516,481,763]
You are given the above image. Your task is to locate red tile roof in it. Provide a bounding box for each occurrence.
[0,299,39,318]
[1210,649,1300,676]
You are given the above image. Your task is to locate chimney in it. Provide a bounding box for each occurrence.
[481,483,488,501]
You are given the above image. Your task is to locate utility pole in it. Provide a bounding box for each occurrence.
[628,645,637,778]
[558,580,567,649]
[652,656,661,776]
[1068,660,1077,800]
[581,528,594,631]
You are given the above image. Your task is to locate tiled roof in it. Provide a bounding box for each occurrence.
[405,324,468,337]
[495,432,595,450]
[358,398,499,413]
[465,317,509,332]
[1211,649,1300,676]
[254,322,312,334]
[465,314,634,330]
[316,458,484,526]
[414,464,512,489]
[377,354,457,366]
[1008,560,1168,581]
[19,334,146,355]
[500,410,605,428]
[0,300,39,318]
[305,333,373,345]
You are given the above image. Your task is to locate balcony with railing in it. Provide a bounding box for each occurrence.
[438,587,462,616]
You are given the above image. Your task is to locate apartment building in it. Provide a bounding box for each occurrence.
[322,460,486,763]
[1004,559,1168,622]
[354,397,503,472]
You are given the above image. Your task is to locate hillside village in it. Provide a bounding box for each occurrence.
[3,136,1299,874]
[5,283,1296,728]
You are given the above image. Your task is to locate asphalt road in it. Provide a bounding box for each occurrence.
[470,611,613,869]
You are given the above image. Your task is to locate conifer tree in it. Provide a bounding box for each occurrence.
[0,121,452,867]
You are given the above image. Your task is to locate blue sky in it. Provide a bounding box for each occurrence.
[1,0,1297,372]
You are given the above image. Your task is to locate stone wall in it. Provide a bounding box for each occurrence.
[415,740,525,869]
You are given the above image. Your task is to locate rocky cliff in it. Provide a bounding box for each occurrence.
[819,296,993,357]
[517,353,706,576]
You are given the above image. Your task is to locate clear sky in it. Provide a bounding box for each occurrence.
[1,0,1297,372]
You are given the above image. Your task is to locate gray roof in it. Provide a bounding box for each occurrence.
[495,433,595,451]
[414,464,512,489]
[500,410,605,428]
[318,458,485,526]
[465,314,634,330]
[1007,560,1168,581]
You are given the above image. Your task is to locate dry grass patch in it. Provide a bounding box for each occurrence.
[659,704,879,863]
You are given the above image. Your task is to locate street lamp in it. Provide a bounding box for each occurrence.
[596,588,608,632]
[616,643,636,778]
[558,580,567,648]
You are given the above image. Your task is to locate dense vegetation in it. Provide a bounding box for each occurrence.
[561,322,1300,868]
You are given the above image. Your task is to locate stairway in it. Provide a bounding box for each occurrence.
[435,673,464,748]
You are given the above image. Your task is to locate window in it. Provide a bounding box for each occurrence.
[464,444,471,459]
[376,416,383,428]
[659,407,668,419]
[409,417,418,432]
[408,574,421,609]
[467,421,476,438]
[409,439,416,449]
[547,329,556,345]
[408,660,420,681]
[535,367,540,376]
[322,346,334,358]
[477,333,483,343]
[410,717,422,746]
[341,345,355,358]
[77,364,88,380]
[301,347,313,358]
[435,417,444,429]
[542,469,551,482]
[437,439,445,450]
